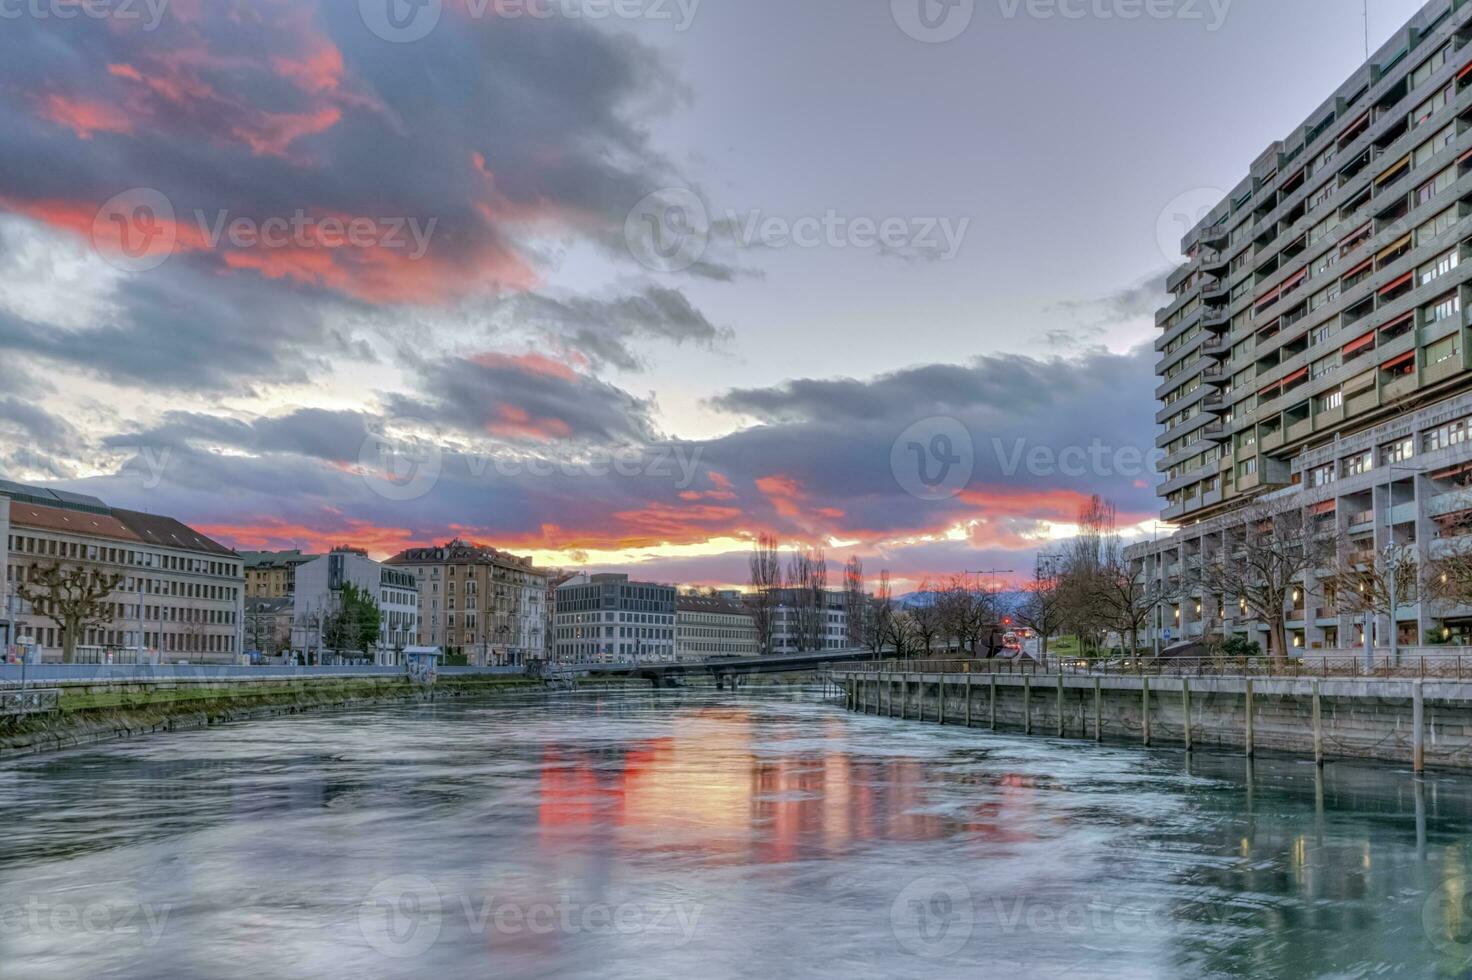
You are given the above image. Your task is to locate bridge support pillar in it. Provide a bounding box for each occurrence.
[964,673,972,728]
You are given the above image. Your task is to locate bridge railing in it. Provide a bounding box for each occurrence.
[836,656,1472,680]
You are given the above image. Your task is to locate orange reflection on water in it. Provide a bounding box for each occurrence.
[536,706,1040,864]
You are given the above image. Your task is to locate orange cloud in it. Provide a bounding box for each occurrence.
[36,94,133,139]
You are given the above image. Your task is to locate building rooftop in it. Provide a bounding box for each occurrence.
[677,595,752,617]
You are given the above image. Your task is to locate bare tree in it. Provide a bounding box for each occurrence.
[1016,570,1064,661]
[865,570,896,655]
[843,555,866,648]
[1094,530,1173,657]
[748,533,783,654]
[936,575,995,656]
[908,579,945,655]
[1329,538,1421,646]
[1192,500,1331,663]
[16,562,123,664]
[786,547,828,651]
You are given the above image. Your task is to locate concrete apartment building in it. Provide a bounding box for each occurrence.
[386,539,547,666]
[1134,0,1472,653]
[552,573,676,663]
[292,547,419,662]
[1,480,244,662]
[675,594,759,661]
[242,550,318,598]
[769,588,854,653]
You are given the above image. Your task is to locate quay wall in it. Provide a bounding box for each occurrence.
[835,670,1472,771]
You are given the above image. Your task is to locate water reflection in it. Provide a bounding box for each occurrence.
[0,691,1468,978]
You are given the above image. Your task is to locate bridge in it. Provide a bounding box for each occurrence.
[556,648,886,688]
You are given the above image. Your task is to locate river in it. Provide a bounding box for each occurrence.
[0,690,1468,978]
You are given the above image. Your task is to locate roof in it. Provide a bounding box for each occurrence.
[110,509,238,558]
[241,549,319,568]
[245,597,293,614]
[677,595,753,618]
[385,538,542,573]
[0,479,110,515]
[8,501,142,545]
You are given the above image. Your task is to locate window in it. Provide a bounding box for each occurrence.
[1309,463,1336,487]
[1425,292,1462,325]
[1317,389,1343,412]
[1381,438,1414,465]
[1416,166,1455,207]
[1419,247,1460,286]
[1416,207,1459,247]
[1411,82,1454,128]
[1411,44,1449,89]
[1426,333,1462,367]
[1413,123,1456,167]
[1343,450,1374,476]
[1425,417,1469,452]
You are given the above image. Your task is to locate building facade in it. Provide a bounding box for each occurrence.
[242,550,318,598]
[1,480,244,663]
[675,594,759,661]
[386,539,547,666]
[292,547,419,661]
[768,588,854,653]
[1135,2,1472,653]
[552,573,676,663]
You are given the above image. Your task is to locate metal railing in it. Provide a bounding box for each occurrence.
[836,656,1472,680]
[0,688,60,716]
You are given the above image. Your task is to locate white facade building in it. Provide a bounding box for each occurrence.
[553,573,676,663]
[293,548,419,662]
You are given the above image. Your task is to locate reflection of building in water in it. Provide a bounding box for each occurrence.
[534,709,1042,864]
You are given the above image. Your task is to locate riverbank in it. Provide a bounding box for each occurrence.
[0,673,649,758]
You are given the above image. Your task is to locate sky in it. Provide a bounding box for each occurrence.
[0,0,1436,591]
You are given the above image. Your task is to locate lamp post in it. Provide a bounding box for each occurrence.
[1382,462,1422,667]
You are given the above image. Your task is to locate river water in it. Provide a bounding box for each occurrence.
[0,690,1469,979]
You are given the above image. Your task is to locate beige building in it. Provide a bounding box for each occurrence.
[1,480,244,663]
[386,539,547,666]
[676,594,759,661]
[243,550,318,598]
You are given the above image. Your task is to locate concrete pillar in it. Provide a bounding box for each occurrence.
[1413,679,1425,774]
[937,679,944,724]
[1312,680,1323,767]
[1093,677,1102,742]
[1182,677,1192,754]
[1024,674,1032,735]
[1245,678,1255,758]
[1056,674,1065,738]
[990,674,997,730]
[965,673,972,728]
[1142,676,1151,747]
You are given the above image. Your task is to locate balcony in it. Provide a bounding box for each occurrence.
[1260,428,1286,452]
[1201,362,1229,384]
[1202,391,1229,413]
[1204,336,1232,358]
[1346,388,1380,417]
[1200,223,1228,247]
[1202,309,1231,332]
[1382,374,1417,403]
[1425,354,1465,386]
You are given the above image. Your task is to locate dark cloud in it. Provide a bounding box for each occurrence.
[104,408,371,463]
[496,287,729,372]
[388,353,661,446]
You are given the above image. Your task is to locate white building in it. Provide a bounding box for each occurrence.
[676,594,759,661]
[769,588,855,653]
[553,573,676,663]
[293,547,419,662]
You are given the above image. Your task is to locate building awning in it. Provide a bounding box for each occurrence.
[1376,154,1411,185]
[1377,234,1413,263]
[1259,381,1281,396]
[1380,310,1415,332]
[1379,271,1414,294]
[1255,287,1280,308]
[1342,332,1376,356]
[1281,267,1307,289]
[1342,257,1374,280]
[1458,59,1472,81]
[1309,500,1337,516]
[1381,350,1416,371]
[1282,367,1310,385]
[1337,110,1370,141]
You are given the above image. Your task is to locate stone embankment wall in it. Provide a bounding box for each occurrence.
[836,670,1472,771]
